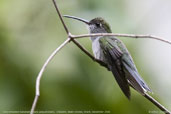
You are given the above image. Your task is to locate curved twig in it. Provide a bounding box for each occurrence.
[30,38,71,114]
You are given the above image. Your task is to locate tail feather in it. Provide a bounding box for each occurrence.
[123,62,152,95]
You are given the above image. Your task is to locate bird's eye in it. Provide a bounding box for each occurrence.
[95,23,102,27]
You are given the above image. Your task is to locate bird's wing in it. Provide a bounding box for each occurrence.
[114,38,152,94]
[99,37,130,99]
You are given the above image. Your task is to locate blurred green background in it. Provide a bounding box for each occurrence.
[0,0,171,114]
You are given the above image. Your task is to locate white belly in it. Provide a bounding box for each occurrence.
[92,38,105,62]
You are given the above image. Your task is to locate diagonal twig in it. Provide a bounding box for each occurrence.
[144,93,171,114]
[71,40,108,68]
[52,0,69,34]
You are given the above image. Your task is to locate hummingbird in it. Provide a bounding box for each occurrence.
[64,15,152,99]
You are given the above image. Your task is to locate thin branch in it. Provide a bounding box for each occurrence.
[30,38,71,114]
[52,0,69,34]
[72,40,108,69]
[144,93,171,114]
[70,33,171,45]
[72,40,95,60]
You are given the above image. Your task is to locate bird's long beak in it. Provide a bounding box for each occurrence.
[63,15,89,25]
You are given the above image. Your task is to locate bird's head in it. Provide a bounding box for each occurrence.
[63,15,112,33]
